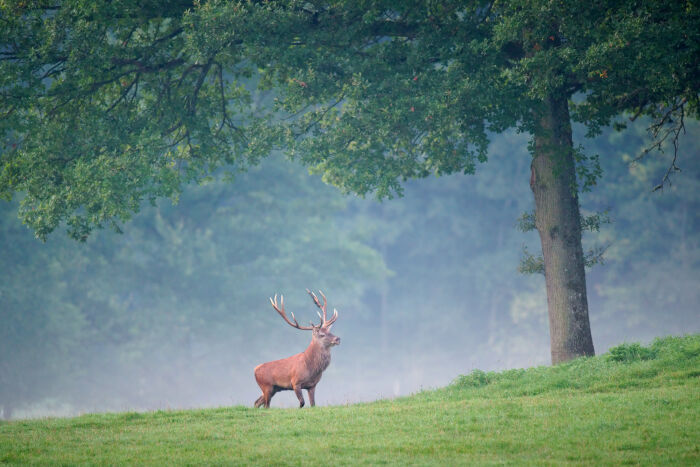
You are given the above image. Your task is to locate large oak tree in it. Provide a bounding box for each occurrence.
[1,0,698,363]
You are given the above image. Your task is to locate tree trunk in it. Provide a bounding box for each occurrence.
[530,95,595,364]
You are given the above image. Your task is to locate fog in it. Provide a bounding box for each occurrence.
[2,122,699,419]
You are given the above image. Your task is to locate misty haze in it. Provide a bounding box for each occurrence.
[2,122,698,419]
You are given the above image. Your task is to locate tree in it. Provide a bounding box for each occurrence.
[245,0,698,363]
[235,0,699,363]
[1,1,698,363]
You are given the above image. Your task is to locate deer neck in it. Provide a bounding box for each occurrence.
[304,339,331,373]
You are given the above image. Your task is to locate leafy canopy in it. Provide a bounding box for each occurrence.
[1,0,698,239]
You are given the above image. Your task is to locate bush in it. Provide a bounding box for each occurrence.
[606,342,657,363]
[651,335,700,360]
[452,369,494,388]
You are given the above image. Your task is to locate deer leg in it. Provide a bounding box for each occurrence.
[256,386,275,408]
[307,386,316,407]
[254,395,265,408]
[293,385,305,408]
[265,387,279,408]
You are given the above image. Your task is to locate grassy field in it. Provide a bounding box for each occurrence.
[1,335,699,465]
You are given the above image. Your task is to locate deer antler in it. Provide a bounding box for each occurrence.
[306,289,339,327]
[270,294,315,331]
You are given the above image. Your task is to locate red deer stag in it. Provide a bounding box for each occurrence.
[254,289,340,408]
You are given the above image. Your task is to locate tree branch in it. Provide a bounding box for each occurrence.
[632,98,687,191]
[303,92,346,133]
[187,60,213,114]
[652,103,685,192]
[106,74,140,113]
[214,63,246,140]
[110,57,185,74]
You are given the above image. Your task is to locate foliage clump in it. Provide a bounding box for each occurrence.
[650,335,700,361]
[452,369,494,388]
[607,336,700,363]
[606,342,657,363]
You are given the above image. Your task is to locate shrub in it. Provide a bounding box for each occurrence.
[606,342,657,363]
[452,369,493,388]
[651,335,700,360]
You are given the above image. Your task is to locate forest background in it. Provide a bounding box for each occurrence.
[2,116,698,419]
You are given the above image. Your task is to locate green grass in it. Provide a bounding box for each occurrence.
[2,335,699,465]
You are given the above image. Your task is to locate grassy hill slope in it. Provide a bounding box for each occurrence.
[1,335,699,465]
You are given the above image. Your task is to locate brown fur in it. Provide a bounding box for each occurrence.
[254,326,339,408]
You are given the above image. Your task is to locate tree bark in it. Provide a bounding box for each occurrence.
[530,95,595,364]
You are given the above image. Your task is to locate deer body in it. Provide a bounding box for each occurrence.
[254,290,340,408]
